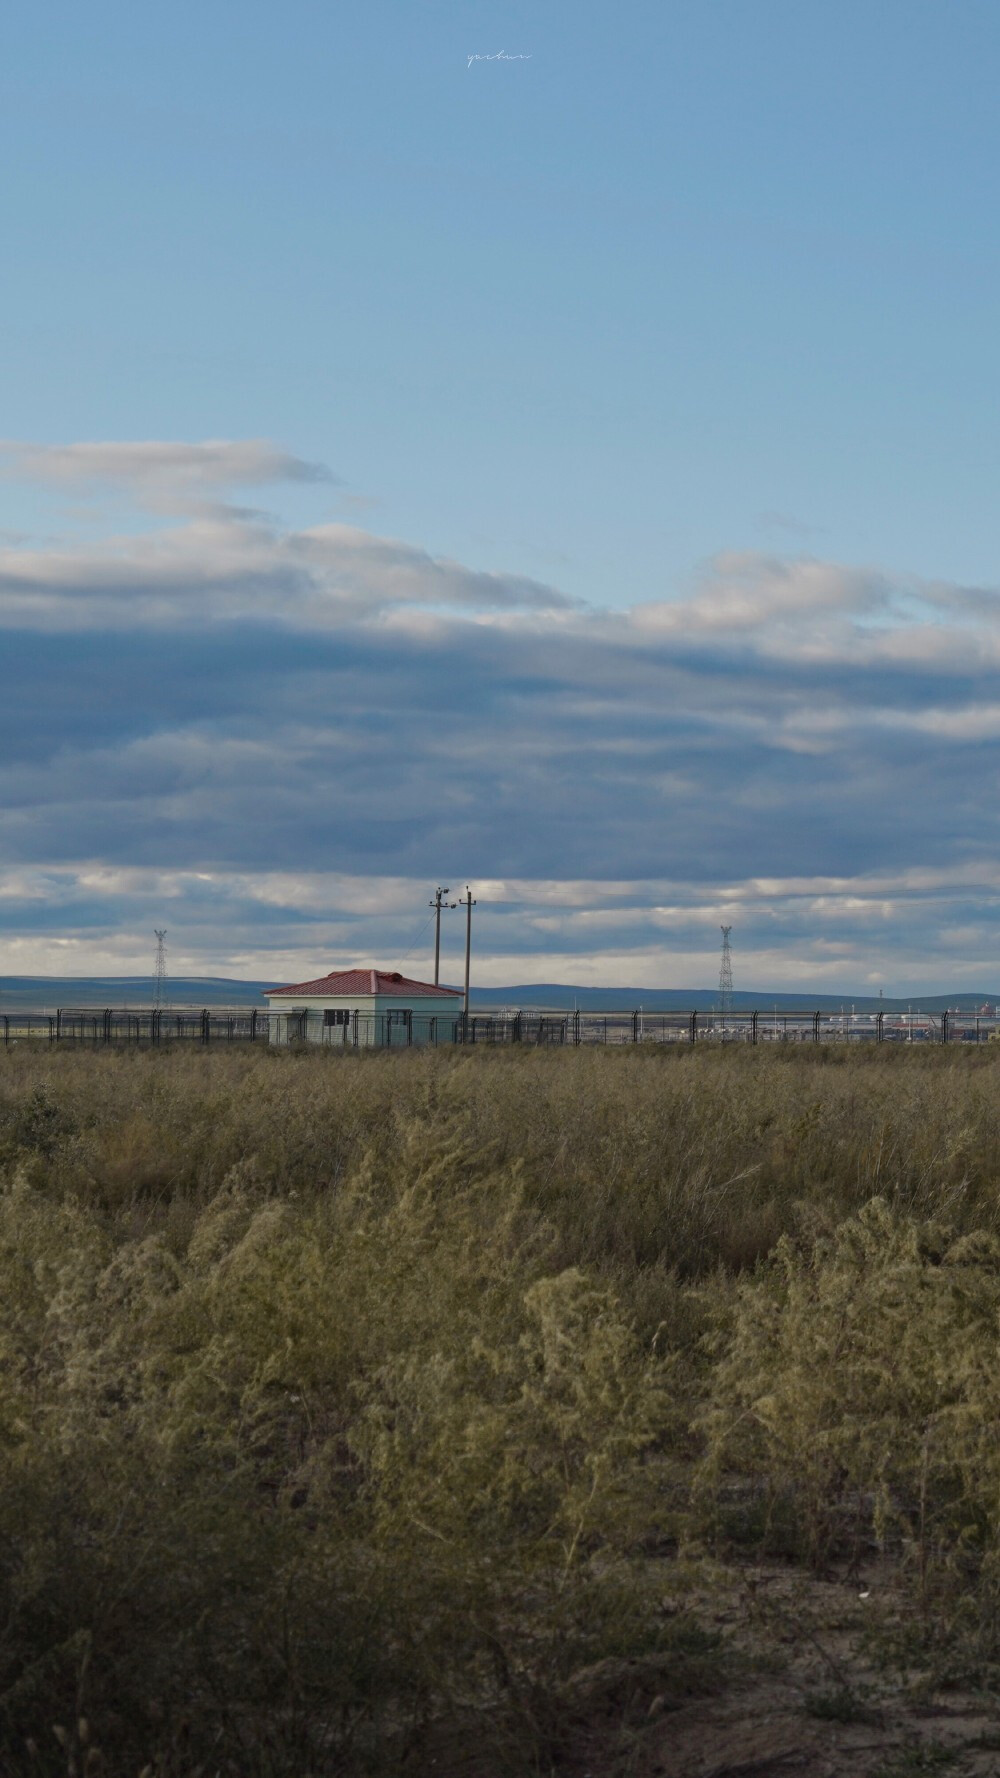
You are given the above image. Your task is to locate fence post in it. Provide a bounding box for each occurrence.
[751,1010,758,1045]
[632,1010,639,1043]
[201,1009,210,1044]
[877,1010,884,1044]
[689,1011,697,1045]
[250,1009,258,1042]
[813,1011,820,1044]
[941,1010,949,1045]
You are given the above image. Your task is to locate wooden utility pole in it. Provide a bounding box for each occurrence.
[429,886,455,985]
[459,886,476,1015]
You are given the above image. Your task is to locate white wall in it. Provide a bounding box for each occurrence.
[264,994,464,1047]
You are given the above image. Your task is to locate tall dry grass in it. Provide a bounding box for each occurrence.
[3,1042,1000,1770]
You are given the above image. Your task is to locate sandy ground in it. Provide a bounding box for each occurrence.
[553,1564,1000,1778]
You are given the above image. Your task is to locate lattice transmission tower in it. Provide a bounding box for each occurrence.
[718,926,733,1019]
[153,929,168,1009]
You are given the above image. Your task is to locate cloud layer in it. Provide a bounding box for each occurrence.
[3,439,1000,992]
[0,438,334,502]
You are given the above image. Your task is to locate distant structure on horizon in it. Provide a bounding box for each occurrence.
[718,926,733,1016]
[153,930,168,1009]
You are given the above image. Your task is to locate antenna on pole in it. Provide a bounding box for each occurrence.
[459,887,477,1016]
[718,926,733,1026]
[153,930,168,1010]
[429,887,456,985]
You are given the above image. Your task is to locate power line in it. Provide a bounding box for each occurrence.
[394,912,436,971]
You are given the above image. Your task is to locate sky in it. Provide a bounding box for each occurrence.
[2,0,1000,993]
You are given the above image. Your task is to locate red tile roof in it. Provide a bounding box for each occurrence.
[266,968,463,998]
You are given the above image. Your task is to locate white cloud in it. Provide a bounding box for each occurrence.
[635,552,883,635]
[629,552,1000,672]
[0,512,570,629]
[0,438,333,500]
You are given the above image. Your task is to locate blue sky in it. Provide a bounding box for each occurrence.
[2,1,1000,992]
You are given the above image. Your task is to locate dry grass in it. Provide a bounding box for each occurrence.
[3,1042,1000,1773]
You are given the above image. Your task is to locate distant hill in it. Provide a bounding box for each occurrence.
[467,984,1000,1015]
[0,976,271,1010]
[2,976,996,1015]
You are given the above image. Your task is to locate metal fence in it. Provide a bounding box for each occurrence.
[460,1009,1000,1045]
[0,1008,463,1047]
[2,1006,999,1047]
[1,1008,271,1046]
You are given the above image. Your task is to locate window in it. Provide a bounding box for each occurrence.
[324,1008,351,1026]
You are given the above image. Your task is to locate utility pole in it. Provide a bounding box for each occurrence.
[429,886,456,985]
[459,886,476,1015]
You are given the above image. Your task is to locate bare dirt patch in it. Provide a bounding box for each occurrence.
[553,1564,1000,1778]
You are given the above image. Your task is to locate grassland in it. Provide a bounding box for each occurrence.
[4,1042,1000,1775]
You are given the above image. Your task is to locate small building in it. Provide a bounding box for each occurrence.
[264,968,465,1047]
